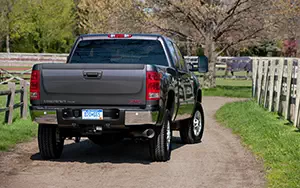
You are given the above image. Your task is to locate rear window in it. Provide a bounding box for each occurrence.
[69,39,168,66]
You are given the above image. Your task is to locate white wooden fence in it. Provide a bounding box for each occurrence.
[252,57,300,128]
[0,53,68,68]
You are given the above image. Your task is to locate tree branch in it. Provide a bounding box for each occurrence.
[216,26,265,56]
[166,0,207,39]
[148,22,189,40]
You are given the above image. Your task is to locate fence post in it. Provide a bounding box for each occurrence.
[252,58,258,98]
[257,59,263,104]
[268,59,276,111]
[20,80,28,119]
[275,58,284,112]
[5,82,16,124]
[263,60,270,108]
[285,59,293,120]
[294,60,300,127]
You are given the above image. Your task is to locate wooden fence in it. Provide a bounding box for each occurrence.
[0,52,67,67]
[252,57,300,128]
[0,81,28,124]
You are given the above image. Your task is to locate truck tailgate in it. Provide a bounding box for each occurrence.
[39,64,146,106]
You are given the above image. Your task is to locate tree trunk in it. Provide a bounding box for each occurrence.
[203,37,216,88]
[6,34,10,53]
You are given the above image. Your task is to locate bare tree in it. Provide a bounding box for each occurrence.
[144,0,271,88]
[77,0,146,34]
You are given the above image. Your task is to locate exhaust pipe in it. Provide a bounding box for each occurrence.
[142,129,155,139]
[131,129,155,138]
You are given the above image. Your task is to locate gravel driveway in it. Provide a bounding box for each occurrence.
[0,97,265,188]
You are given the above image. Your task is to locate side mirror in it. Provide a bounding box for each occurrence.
[186,56,208,73]
[198,56,208,73]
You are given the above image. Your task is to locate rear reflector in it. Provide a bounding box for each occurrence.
[146,71,160,101]
[30,70,40,100]
[108,34,132,38]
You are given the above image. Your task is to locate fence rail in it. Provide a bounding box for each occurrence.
[252,57,300,128]
[0,52,68,67]
[0,81,28,124]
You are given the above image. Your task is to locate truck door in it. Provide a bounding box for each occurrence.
[166,40,194,121]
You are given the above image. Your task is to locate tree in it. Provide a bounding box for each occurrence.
[2,0,76,53]
[269,0,300,57]
[77,0,146,34]
[0,0,18,53]
[144,0,271,88]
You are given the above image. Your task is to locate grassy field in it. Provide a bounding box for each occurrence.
[202,78,252,98]
[216,100,300,188]
[0,84,37,151]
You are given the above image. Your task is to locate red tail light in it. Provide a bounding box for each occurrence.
[30,70,40,100]
[146,71,160,101]
[108,34,132,38]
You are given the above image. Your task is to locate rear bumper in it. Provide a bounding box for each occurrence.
[30,106,159,127]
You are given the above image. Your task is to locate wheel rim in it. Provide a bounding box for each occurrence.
[193,110,202,136]
[166,120,171,152]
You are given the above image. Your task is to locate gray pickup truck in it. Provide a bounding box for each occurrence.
[30,34,208,162]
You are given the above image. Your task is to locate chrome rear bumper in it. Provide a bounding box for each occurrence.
[30,107,159,126]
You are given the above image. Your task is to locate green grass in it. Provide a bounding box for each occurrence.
[0,84,37,151]
[215,78,252,87]
[216,100,300,188]
[203,85,252,98]
[201,78,252,98]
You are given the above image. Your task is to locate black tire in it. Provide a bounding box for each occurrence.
[149,110,172,162]
[180,103,204,144]
[38,124,64,159]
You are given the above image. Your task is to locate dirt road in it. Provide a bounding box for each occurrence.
[0,97,265,188]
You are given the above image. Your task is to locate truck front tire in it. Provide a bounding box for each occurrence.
[38,124,64,159]
[180,103,204,144]
[149,110,172,162]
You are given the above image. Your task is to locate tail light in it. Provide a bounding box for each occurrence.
[30,70,40,100]
[146,71,160,101]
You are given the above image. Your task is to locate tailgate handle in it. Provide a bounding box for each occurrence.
[83,71,103,79]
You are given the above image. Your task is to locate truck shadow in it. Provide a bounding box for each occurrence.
[30,136,186,165]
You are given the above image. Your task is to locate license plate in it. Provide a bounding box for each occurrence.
[82,109,103,120]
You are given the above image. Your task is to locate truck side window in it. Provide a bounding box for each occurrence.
[166,40,180,69]
[173,43,187,72]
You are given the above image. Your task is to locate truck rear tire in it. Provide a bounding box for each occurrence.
[149,110,172,162]
[180,103,204,144]
[38,124,64,159]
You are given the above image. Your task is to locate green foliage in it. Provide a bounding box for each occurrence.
[216,100,300,187]
[0,0,76,53]
[240,41,282,57]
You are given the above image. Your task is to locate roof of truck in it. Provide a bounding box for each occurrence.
[79,33,165,38]
[77,33,175,46]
